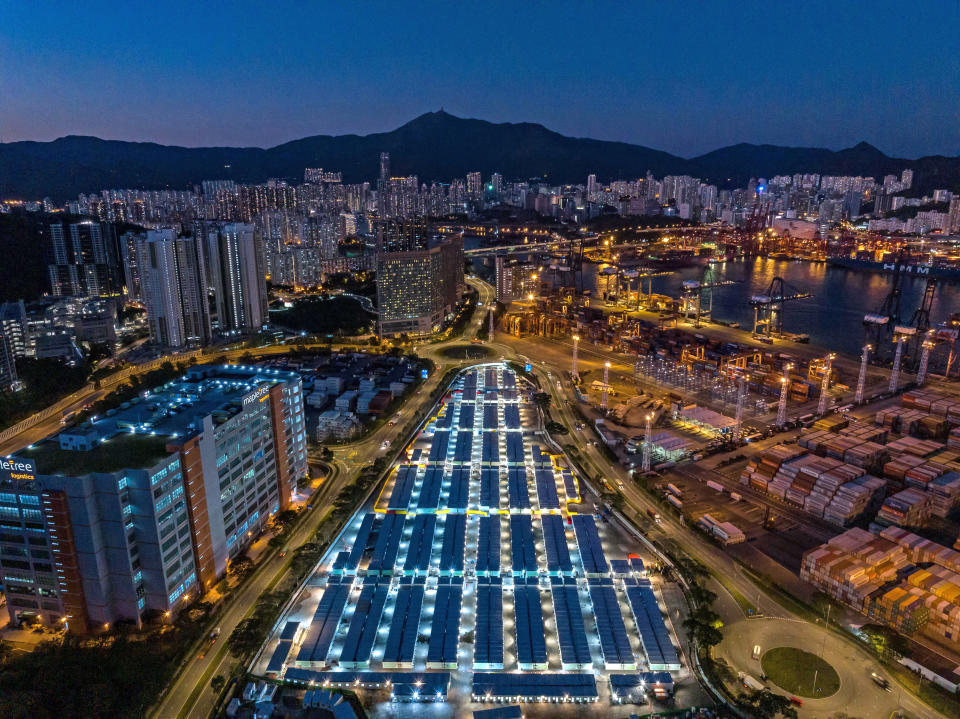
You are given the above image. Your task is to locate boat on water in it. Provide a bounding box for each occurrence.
[827,256,960,281]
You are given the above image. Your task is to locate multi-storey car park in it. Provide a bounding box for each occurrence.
[252,363,684,713]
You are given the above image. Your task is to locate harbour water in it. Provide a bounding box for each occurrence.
[604,258,960,356]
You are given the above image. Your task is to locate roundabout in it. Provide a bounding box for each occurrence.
[760,646,840,698]
[441,343,494,359]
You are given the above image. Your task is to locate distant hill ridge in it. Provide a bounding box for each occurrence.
[2,110,958,201]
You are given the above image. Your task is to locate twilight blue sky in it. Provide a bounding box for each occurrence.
[1,1,958,157]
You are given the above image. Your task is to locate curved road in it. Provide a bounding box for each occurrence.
[487,320,944,719]
[150,277,496,719]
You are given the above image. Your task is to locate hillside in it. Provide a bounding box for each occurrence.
[1,111,958,201]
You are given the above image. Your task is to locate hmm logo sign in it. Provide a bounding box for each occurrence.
[243,386,271,406]
[0,458,37,482]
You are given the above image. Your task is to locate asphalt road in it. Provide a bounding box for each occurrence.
[151,460,348,719]
[488,335,946,719]
[151,276,497,719]
[9,276,945,719]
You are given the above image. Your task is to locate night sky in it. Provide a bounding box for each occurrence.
[2,0,958,157]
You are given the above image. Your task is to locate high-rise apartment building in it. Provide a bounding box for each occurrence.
[48,221,122,298]
[137,229,211,349]
[466,171,483,201]
[376,220,463,337]
[0,364,307,633]
[495,256,537,303]
[0,300,29,357]
[948,197,960,234]
[377,152,390,217]
[198,223,268,335]
[0,331,18,389]
[303,168,342,184]
[120,232,144,302]
[586,174,597,200]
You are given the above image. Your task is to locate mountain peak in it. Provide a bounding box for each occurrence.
[0,112,949,202]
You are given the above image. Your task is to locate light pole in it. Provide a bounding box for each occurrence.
[642,412,653,472]
[889,334,907,393]
[916,331,935,386]
[571,334,580,381]
[855,344,871,404]
[817,353,835,416]
[812,603,832,695]
[734,374,746,442]
[601,361,611,410]
[776,363,792,428]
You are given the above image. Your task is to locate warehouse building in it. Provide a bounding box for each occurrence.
[0,364,307,633]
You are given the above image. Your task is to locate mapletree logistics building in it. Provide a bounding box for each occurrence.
[0,364,307,633]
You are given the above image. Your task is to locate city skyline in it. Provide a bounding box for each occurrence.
[4,5,960,718]
[1,1,959,157]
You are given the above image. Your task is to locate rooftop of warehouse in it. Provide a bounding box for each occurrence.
[19,434,174,475]
[16,364,300,476]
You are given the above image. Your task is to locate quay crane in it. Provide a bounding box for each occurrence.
[681,278,739,328]
[906,277,936,370]
[749,277,813,337]
[863,251,905,365]
[596,262,673,309]
[681,264,740,328]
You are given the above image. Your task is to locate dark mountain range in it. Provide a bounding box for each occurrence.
[1,111,958,201]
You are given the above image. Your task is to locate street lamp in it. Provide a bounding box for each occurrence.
[571,334,580,381]
[601,362,611,410]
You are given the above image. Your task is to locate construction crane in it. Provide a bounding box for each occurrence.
[565,233,588,293]
[749,277,813,337]
[864,251,906,364]
[817,353,835,416]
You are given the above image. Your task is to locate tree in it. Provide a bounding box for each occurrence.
[227,555,255,582]
[690,584,718,607]
[532,392,552,410]
[711,656,736,684]
[270,509,298,533]
[693,622,723,649]
[227,618,264,658]
[545,420,568,435]
[210,675,226,694]
[861,623,909,659]
[738,689,799,719]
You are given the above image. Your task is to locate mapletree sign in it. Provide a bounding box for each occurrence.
[0,458,37,482]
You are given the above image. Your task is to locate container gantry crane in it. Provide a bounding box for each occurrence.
[906,277,937,370]
[749,277,813,337]
[681,264,740,328]
[863,251,905,365]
